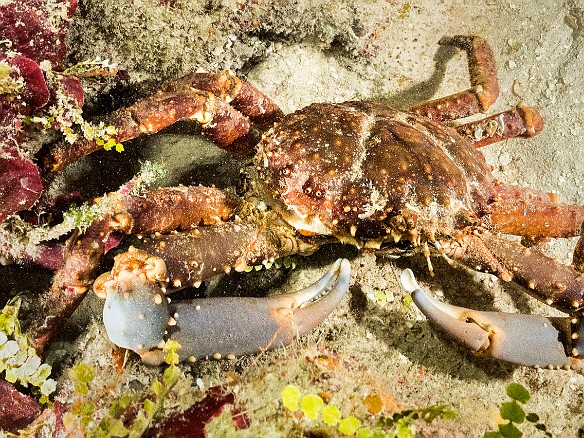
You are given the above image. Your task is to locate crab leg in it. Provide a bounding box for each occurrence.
[135,214,328,288]
[403,269,583,369]
[443,231,584,313]
[22,186,240,354]
[455,103,544,148]
[162,72,284,128]
[96,254,350,365]
[410,35,500,122]
[46,88,254,171]
[45,71,283,172]
[23,219,113,354]
[108,186,242,234]
[418,230,584,367]
[485,199,584,239]
[479,232,584,313]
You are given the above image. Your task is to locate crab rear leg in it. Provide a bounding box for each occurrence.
[485,198,584,239]
[455,103,544,148]
[480,232,584,312]
[410,36,544,148]
[95,247,350,365]
[410,35,500,122]
[46,89,250,171]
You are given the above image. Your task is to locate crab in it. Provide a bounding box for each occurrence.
[31,35,584,368]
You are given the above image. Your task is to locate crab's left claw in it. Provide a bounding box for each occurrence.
[402,269,583,369]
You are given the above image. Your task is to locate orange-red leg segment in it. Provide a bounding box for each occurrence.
[410,35,500,122]
[165,72,284,127]
[456,104,544,148]
[480,232,584,314]
[45,72,283,172]
[46,88,256,172]
[485,200,584,239]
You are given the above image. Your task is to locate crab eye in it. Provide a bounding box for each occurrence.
[302,178,325,199]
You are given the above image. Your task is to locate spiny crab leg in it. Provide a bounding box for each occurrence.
[21,186,241,355]
[95,254,350,366]
[402,269,583,369]
[45,72,283,172]
[135,215,329,288]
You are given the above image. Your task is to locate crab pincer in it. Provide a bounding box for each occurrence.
[402,269,583,369]
[94,250,350,365]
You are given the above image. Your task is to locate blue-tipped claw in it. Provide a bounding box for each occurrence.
[402,269,583,369]
[97,257,351,365]
[102,277,170,353]
[158,258,351,364]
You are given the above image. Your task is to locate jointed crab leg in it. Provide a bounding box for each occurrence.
[479,181,584,240]
[574,227,584,272]
[479,232,584,312]
[485,199,584,239]
[136,213,329,288]
[22,185,241,354]
[162,72,284,128]
[96,254,351,365]
[45,72,283,172]
[23,219,113,354]
[410,35,500,122]
[108,186,242,234]
[404,269,583,369]
[455,103,544,148]
[442,231,584,313]
[46,88,252,171]
[418,226,584,367]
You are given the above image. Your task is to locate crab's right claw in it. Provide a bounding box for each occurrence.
[98,251,351,365]
[158,258,351,364]
[402,269,583,369]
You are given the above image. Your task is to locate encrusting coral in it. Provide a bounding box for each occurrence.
[0,0,79,224]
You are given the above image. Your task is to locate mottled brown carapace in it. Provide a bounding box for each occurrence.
[256,101,494,243]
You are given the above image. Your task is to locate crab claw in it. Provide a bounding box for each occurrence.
[402,269,583,369]
[100,257,350,365]
[141,258,351,365]
[102,276,171,354]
